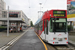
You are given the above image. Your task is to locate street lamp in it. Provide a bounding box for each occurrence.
[38,3,43,19]
[39,3,42,17]
[39,3,42,11]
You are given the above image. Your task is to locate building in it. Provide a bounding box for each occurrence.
[67,0,75,13]
[1,10,29,26]
[67,0,75,30]
[0,0,30,27]
[67,11,75,29]
[28,18,31,26]
[0,0,30,32]
[0,0,6,25]
[0,10,30,32]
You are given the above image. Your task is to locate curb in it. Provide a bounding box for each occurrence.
[68,40,75,47]
[35,32,48,50]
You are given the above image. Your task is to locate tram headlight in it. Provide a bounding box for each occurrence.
[64,38,67,40]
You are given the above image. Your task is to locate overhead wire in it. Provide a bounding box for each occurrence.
[43,0,47,7]
[42,0,47,10]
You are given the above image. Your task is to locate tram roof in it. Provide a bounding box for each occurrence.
[35,16,42,25]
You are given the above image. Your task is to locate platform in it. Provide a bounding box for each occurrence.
[9,28,45,50]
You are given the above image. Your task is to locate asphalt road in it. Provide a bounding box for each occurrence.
[9,29,45,50]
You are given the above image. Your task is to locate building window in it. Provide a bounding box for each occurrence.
[4,15,5,17]
[4,11,6,13]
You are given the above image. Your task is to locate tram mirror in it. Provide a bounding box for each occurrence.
[56,18,59,20]
[50,14,51,17]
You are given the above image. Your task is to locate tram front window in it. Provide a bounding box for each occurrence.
[53,22,66,32]
[50,18,67,32]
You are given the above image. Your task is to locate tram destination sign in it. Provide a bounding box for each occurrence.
[53,11,66,17]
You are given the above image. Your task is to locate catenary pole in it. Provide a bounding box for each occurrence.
[39,3,42,17]
[7,6,9,36]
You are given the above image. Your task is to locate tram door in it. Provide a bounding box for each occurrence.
[44,20,48,40]
[44,20,46,40]
[46,20,48,35]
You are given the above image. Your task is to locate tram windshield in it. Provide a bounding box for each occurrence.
[50,18,67,32]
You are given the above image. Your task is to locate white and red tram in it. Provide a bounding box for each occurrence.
[34,9,68,45]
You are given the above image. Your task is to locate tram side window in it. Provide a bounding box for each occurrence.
[46,20,48,35]
[39,21,43,31]
[50,19,53,32]
[41,21,43,31]
[38,24,39,31]
[44,20,45,34]
[39,23,41,31]
[51,20,52,29]
[36,25,39,32]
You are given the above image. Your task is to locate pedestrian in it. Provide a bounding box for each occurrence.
[10,27,13,33]
[20,27,22,31]
[18,27,20,32]
[13,27,16,32]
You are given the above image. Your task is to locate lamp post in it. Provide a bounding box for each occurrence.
[7,6,9,36]
[39,3,42,18]
[38,3,43,19]
[39,3,42,11]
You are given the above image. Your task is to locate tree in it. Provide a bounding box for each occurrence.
[30,21,33,26]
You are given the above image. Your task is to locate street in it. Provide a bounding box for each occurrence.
[8,28,45,50]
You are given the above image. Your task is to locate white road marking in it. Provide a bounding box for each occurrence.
[0,28,29,50]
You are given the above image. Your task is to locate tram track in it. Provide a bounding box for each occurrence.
[54,45,73,50]
[45,42,75,50]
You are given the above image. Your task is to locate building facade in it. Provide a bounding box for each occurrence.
[67,0,75,30]
[67,0,75,14]
[0,0,30,32]
[0,0,6,25]
[2,10,29,26]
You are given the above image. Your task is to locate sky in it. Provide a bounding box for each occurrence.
[4,0,67,24]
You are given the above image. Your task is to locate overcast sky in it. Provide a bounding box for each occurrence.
[4,0,67,24]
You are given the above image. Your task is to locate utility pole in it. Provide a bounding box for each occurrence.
[39,3,42,15]
[7,6,9,36]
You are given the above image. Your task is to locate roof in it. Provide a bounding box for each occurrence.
[35,16,42,25]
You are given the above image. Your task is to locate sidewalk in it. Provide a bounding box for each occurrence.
[68,32,75,46]
[0,30,25,47]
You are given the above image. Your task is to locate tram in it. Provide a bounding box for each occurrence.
[34,9,68,45]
